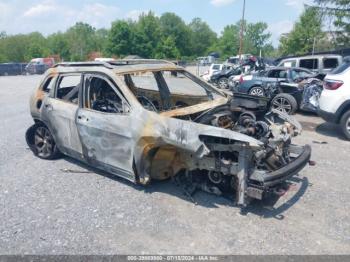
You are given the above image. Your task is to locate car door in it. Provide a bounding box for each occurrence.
[41,73,83,158]
[75,73,134,180]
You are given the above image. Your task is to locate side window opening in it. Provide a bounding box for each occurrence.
[300,59,319,70]
[56,75,81,104]
[267,70,280,78]
[282,60,296,67]
[86,76,126,114]
[323,58,339,69]
[279,70,287,78]
[42,77,54,93]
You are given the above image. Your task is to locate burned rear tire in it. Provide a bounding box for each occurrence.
[26,123,61,160]
[270,93,298,115]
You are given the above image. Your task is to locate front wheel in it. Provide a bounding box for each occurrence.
[340,110,350,140]
[270,93,298,115]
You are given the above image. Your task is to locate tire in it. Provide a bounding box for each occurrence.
[249,86,265,97]
[270,93,298,115]
[340,110,350,140]
[25,123,61,160]
[218,77,229,89]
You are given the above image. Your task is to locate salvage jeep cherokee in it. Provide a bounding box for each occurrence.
[26,60,312,206]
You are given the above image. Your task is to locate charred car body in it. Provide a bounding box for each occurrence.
[26,60,311,207]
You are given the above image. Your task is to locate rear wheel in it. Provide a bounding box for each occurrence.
[249,86,265,96]
[340,110,350,140]
[26,123,61,159]
[218,77,229,89]
[270,93,298,115]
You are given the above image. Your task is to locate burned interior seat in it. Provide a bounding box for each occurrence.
[89,77,123,113]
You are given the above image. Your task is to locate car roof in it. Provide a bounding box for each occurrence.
[51,60,182,74]
[280,54,342,60]
[267,66,311,72]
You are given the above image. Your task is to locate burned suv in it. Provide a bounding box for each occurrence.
[26,60,311,207]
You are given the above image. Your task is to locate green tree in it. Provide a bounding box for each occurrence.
[133,11,162,58]
[47,32,70,61]
[159,12,192,56]
[1,34,29,62]
[188,18,217,57]
[155,36,180,59]
[107,20,135,57]
[279,7,324,55]
[66,22,98,61]
[244,22,272,56]
[25,32,49,61]
[95,28,109,55]
[211,24,240,58]
[313,0,350,45]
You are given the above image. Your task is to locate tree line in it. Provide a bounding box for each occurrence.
[279,0,349,56]
[0,0,348,63]
[0,12,273,63]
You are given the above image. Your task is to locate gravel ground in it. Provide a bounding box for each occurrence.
[0,75,350,255]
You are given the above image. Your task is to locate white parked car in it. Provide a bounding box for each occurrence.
[202,64,224,81]
[318,57,350,139]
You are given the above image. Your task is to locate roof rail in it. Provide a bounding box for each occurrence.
[53,59,177,69]
[53,62,114,69]
[109,59,176,66]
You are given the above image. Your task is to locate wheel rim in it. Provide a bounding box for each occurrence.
[34,126,53,158]
[272,97,292,114]
[219,79,228,89]
[250,88,264,96]
[346,118,350,134]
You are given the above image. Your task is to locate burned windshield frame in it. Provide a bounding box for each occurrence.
[179,70,223,100]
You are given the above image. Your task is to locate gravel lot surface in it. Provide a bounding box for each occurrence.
[0,75,350,255]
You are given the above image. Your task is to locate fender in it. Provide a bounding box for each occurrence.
[335,100,350,123]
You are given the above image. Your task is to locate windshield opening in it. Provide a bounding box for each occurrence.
[123,69,224,113]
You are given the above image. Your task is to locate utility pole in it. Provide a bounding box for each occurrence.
[238,0,246,61]
[312,37,316,55]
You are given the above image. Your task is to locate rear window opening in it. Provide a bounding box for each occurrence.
[42,77,54,92]
[56,75,81,104]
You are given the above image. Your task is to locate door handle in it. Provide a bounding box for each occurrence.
[44,103,53,111]
[78,115,89,121]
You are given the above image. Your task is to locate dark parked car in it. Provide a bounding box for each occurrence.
[25,63,49,75]
[232,67,314,114]
[0,63,27,76]
[209,66,242,89]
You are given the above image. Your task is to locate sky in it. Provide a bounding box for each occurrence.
[0,0,313,46]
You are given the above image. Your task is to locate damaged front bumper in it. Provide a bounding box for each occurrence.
[246,144,311,201]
